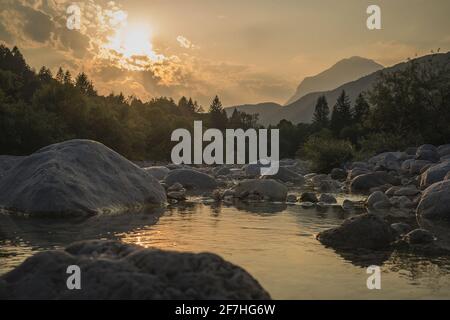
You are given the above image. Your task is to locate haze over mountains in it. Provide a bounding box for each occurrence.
[226,53,450,126]
[285,56,383,105]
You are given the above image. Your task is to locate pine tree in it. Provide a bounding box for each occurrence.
[38,66,53,83]
[63,70,73,85]
[208,95,228,130]
[330,90,352,135]
[353,93,370,123]
[56,67,64,83]
[312,95,330,128]
[75,72,96,96]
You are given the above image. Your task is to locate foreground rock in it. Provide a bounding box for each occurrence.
[0,140,166,217]
[417,180,450,220]
[165,169,217,190]
[0,240,270,299]
[233,179,287,202]
[317,214,395,250]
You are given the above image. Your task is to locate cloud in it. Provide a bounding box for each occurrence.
[176,35,195,49]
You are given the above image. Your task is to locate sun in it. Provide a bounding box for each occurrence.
[103,22,161,70]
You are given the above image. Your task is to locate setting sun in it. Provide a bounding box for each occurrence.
[103,23,161,70]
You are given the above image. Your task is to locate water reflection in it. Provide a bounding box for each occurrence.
[1,202,450,299]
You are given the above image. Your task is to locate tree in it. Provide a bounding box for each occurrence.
[312,95,330,128]
[63,70,73,85]
[353,93,370,123]
[208,95,228,130]
[75,72,96,96]
[56,67,64,83]
[38,67,53,83]
[330,90,352,136]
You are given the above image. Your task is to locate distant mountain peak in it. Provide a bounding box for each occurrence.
[285,56,383,105]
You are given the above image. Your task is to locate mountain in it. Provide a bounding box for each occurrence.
[285,56,383,105]
[226,52,450,126]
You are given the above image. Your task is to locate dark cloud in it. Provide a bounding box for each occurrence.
[19,3,55,43]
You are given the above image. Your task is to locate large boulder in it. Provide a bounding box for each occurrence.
[417,180,450,220]
[420,161,450,188]
[165,169,217,190]
[408,160,433,175]
[369,152,406,171]
[350,171,400,192]
[0,140,166,217]
[0,240,270,299]
[234,179,288,202]
[143,166,170,180]
[317,214,395,249]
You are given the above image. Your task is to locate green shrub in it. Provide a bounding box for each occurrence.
[299,135,354,173]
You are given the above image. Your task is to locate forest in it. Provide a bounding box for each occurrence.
[1,44,450,171]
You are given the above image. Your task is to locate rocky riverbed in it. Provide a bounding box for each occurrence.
[1,139,450,299]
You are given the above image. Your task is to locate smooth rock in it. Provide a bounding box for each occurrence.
[0,140,166,217]
[404,229,435,245]
[234,179,288,202]
[367,191,390,208]
[165,169,217,190]
[0,240,270,299]
[317,214,395,249]
[417,180,450,220]
[319,193,337,204]
[286,194,298,203]
[420,161,450,188]
[350,171,400,193]
[391,223,413,236]
[300,192,318,203]
[143,166,170,181]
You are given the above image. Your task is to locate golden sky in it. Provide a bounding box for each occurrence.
[1,0,450,107]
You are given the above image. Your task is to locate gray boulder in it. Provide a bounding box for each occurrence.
[0,240,270,300]
[394,186,420,197]
[391,223,412,236]
[438,144,450,158]
[269,166,305,185]
[319,193,337,204]
[300,192,319,203]
[0,140,166,217]
[165,169,217,190]
[347,168,371,180]
[317,214,395,249]
[350,171,400,192]
[144,166,170,180]
[234,179,288,202]
[417,180,450,220]
[420,161,450,188]
[409,160,432,175]
[367,191,390,209]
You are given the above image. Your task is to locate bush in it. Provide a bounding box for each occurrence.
[300,135,354,173]
[357,132,423,160]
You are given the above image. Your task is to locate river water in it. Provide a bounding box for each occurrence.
[1,198,450,299]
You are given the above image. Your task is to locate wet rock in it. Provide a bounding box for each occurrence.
[367,191,390,209]
[143,166,170,181]
[317,214,395,249]
[300,192,318,203]
[420,161,450,188]
[319,193,337,204]
[416,180,450,220]
[342,199,356,211]
[317,179,341,193]
[330,168,347,181]
[0,140,166,217]
[299,202,315,208]
[0,240,270,300]
[165,169,217,190]
[394,186,420,197]
[350,171,400,193]
[234,179,287,202]
[391,223,413,236]
[167,190,186,201]
[403,229,435,245]
[286,194,298,203]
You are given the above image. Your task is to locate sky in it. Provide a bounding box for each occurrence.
[1,0,450,107]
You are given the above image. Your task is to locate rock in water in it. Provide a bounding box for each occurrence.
[165,169,217,190]
[144,166,170,180]
[234,179,288,202]
[0,240,270,300]
[417,180,450,220]
[0,140,166,217]
[317,214,395,249]
[268,167,305,185]
[350,171,400,192]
